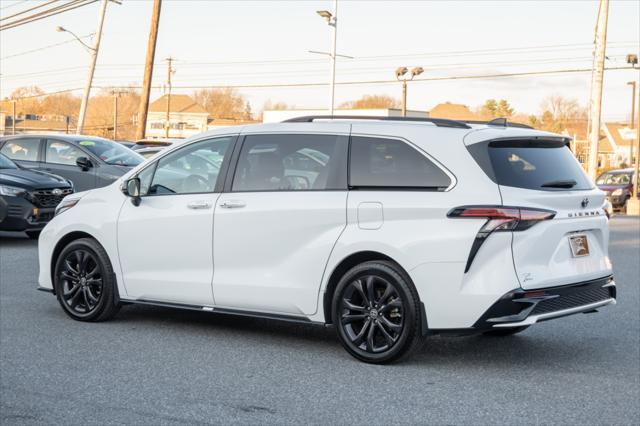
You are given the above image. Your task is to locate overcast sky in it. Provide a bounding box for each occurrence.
[1,0,639,120]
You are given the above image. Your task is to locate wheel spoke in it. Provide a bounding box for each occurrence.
[365,276,375,307]
[380,316,402,332]
[60,271,76,281]
[379,297,402,313]
[64,260,79,275]
[352,319,371,346]
[341,313,367,324]
[63,283,80,297]
[342,299,366,312]
[352,279,369,306]
[85,264,100,278]
[82,287,91,310]
[377,321,397,345]
[68,288,83,308]
[86,278,102,286]
[86,286,99,302]
[366,320,376,351]
[377,282,394,306]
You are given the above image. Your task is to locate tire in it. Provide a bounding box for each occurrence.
[26,231,41,240]
[53,238,120,322]
[332,261,422,364]
[482,326,529,336]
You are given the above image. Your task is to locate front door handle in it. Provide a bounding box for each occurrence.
[187,201,212,210]
[219,200,246,209]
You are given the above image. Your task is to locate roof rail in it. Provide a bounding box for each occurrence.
[462,118,533,129]
[281,115,471,129]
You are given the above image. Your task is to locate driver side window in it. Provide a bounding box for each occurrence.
[145,136,232,196]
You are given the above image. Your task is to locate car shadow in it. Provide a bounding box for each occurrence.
[112,303,604,368]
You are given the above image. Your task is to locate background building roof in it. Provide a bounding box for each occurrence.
[149,94,208,114]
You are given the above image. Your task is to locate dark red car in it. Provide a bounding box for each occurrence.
[596,168,637,210]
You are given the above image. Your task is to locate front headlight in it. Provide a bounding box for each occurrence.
[55,198,80,216]
[0,184,26,197]
[612,188,623,196]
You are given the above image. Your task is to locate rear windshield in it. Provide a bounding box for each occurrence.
[487,142,593,191]
[596,172,632,185]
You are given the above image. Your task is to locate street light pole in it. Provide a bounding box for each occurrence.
[75,0,108,135]
[329,0,337,116]
[395,67,423,117]
[628,81,636,166]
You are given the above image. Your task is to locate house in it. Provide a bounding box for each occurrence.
[262,108,428,123]
[602,122,637,168]
[146,94,209,139]
[429,102,477,121]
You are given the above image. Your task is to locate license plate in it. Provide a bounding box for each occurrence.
[569,235,590,257]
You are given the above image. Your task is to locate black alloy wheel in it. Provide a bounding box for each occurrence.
[333,261,422,364]
[59,249,103,316]
[54,238,120,322]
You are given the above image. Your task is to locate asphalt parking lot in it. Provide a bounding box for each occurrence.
[1,216,639,425]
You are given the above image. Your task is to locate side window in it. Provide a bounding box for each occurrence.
[147,136,232,195]
[349,136,451,190]
[232,134,346,192]
[45,140,85,166]
[0,138,41,162]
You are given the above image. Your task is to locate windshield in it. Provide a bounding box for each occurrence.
[596,172,632,185]
[0,153,18,169]
[77,139,143,167]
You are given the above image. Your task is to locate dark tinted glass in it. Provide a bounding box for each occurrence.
[232,134,346,191]
[0,138,40,162]
[488,145,592,190]
[349,136,451,189]
[0,154,18,169]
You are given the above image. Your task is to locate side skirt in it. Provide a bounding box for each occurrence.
[121,298,326,327]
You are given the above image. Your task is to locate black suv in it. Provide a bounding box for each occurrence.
[0,153,73,239]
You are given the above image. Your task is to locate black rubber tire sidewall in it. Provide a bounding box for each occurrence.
[332,260,421,364]
[53,238,119,322]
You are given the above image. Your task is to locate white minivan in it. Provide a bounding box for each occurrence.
[37,116,616,363]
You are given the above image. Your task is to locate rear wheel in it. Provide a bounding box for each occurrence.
[332,261,422,364]
[53,238,120,322]
[483,326,529,336]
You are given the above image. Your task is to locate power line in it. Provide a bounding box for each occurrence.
[0,0,97,31]
[0,0,59,22]
[0,33,93,60]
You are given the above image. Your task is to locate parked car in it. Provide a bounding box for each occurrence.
[596,168,637,211]
[0,134,144,192]
[37,116,615,364]
[136,146,165,159]
[131,138,178,151]
[0,153,73,239]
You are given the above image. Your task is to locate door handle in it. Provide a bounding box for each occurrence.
[219,200,246,209]
[187,201,212,210]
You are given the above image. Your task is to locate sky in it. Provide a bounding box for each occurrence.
[1,0,639,121]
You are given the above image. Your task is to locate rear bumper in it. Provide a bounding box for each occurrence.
[472,275,616,330]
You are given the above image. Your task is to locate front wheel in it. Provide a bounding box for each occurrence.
[332,261,422,364]
[53,238,120,322]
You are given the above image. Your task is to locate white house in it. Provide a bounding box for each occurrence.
[146,94,209,139]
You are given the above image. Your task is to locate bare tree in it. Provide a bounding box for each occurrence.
[530,95,587,133]
[193,88,247,120]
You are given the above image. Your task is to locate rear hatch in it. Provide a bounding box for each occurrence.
[472,137,612,290]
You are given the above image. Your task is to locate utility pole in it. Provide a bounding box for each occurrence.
[164,57,174,139]
[396,67,423,117]
[11,100,16,135]
[586,0,609,181]
[329,0,337,115]
[135,0,162,140]
[401,80,407,117]
[111,90,124,140]
[628,81,636,166]
[76,0,108,135]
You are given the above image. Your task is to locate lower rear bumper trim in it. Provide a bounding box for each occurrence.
[492,298,616,327]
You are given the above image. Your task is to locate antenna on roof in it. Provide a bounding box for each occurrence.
[487,117,508,127]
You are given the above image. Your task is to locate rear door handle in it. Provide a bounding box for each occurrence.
[219,200,246,209]
[187,201,212,210]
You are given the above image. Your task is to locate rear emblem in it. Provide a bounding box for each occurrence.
[52,189,63,196]
[581,198,590,208]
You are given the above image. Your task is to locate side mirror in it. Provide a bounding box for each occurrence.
[123,177,141,206]
[76,156,93,171]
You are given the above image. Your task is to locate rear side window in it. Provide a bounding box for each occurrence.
[232,134,347,191]
[349,136,451,190]
[1,138,41,162]
[487,142,593,191]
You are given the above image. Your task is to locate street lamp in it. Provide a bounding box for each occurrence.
[396,66,423,117]
[317,2,337,115]
[56,0,109,135]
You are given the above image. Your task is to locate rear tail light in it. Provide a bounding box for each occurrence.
[448,206,556,273]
